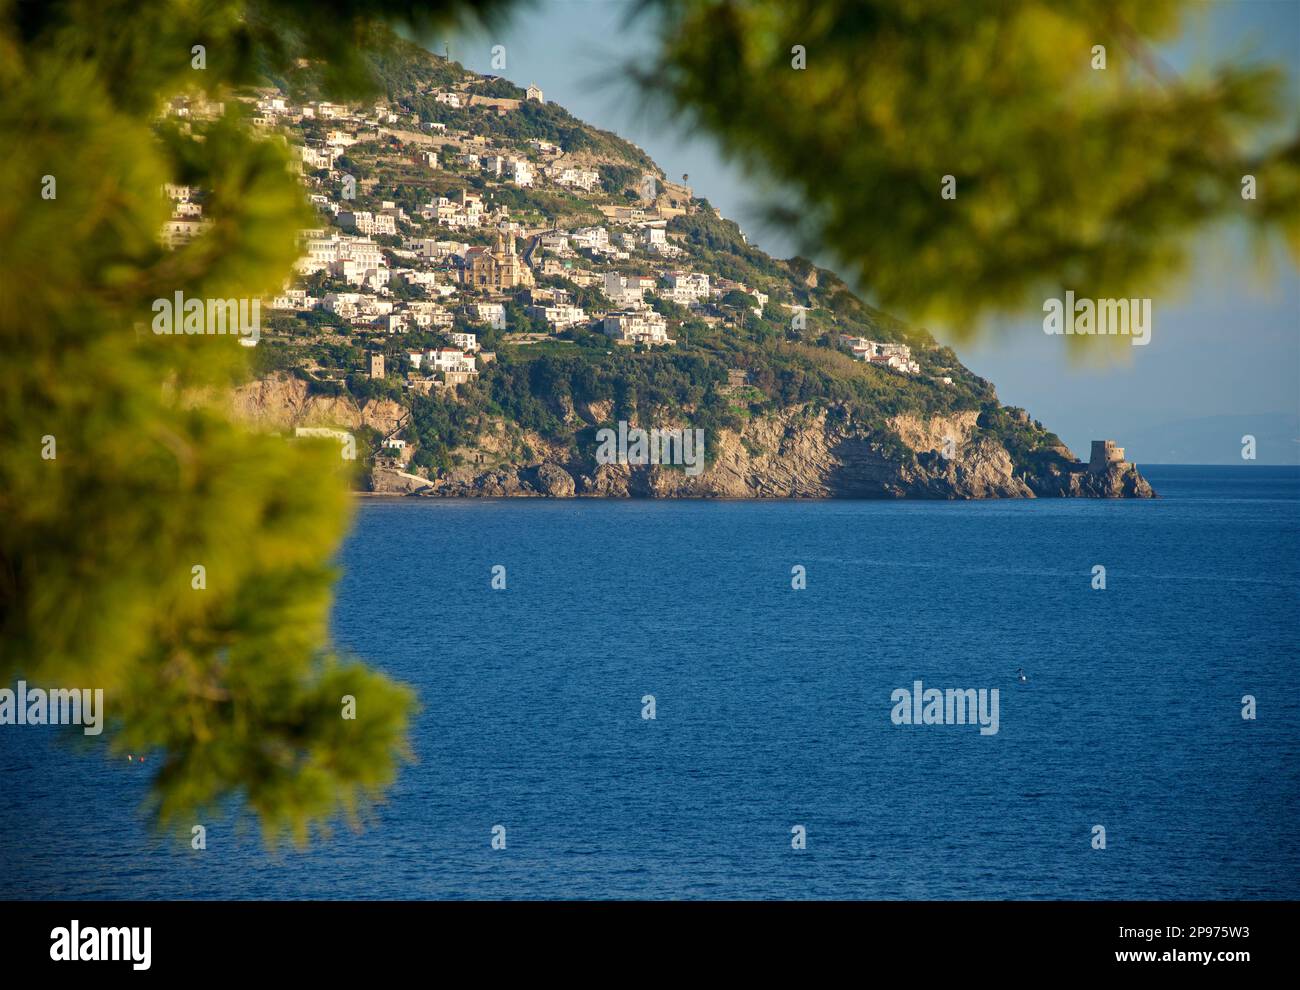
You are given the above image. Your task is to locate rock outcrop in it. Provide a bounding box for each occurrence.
[228,375,1155,500]
[370,466,434,495]
[229,373,405,435]
[380,404,1156,500]
[530,462,576,497]
[1028,459,1156,499]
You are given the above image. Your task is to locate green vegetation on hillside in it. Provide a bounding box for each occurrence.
[403,89,656,172]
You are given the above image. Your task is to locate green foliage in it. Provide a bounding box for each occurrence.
[0,0,521,845]
[668,209,786,283]
[403,88,656,170]
[597,162,641,195]
[484,182,602,226]
[350,375,403,404]
[645,0,1300,334]
[473,76,525,99]
[248,339,300,377]
[646,294,689,322]
[977,404,1072,471]
[361,34,467,101]
[398,324,996,471]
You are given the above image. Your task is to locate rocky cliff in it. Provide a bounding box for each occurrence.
[362,401,1155,500]
[231,375,1154,500]
[228,374,406,435]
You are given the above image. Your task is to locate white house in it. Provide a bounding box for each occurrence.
[406,301,454,329]
[603,272,647,308]
[298,232,384,274]
[322,292,363,318]
[471,303,507,330]
[426,348,477,373]
[641,225,667,249]
[270,288,319,311]
[603,309,673,346]
[407,237,467,261]
[540,232,571,255]
[449,331,479,352]
[570,227,610,253]
[510,158,534,188]
[338,210,397,237]
[527,303,586,329]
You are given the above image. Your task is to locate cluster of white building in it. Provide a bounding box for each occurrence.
[525,287,587,329]
[408,346,478,383]
[461,153,534,187]
[175,89,828,368]
[419,190,516,231]
[296,229,389,290]
[602,272,654,307]
[549,165,601,192]
[338,207,399,237]
[552,221,679,263]
[270,287,320,311]
[662,271,711,306]
[569,226,617,257]
[839,335,921,374]
[160,184,211,247]
[157,82,970,475]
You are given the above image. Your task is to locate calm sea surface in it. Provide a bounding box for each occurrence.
[2,465,1298,899]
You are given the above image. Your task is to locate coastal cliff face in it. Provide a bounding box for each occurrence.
[229,375,1154,499]
[227,374,406,435]
[367,402,1155,500]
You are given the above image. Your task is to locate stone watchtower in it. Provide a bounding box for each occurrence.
[1088,439,1126,472]
[369,353,385,380]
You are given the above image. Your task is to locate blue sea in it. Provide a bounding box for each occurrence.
[2,465,1298,899]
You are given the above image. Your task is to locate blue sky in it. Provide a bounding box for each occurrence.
[431,0,1300,463]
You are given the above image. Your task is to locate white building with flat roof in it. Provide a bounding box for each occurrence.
[604,272,648,308]
[662,271,710,305]
[604,309,673,346]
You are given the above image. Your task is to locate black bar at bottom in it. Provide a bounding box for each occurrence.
[0,900,1285,977]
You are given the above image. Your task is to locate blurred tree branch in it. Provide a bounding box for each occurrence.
[0,0,510,845]
[635,0,1300,333]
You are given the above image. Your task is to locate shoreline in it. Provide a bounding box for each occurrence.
[349,489,1160,501]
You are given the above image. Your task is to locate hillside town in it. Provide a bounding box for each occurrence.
[161,81,937,408]
[145,46,1028,496]
[133,42,1153,505]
